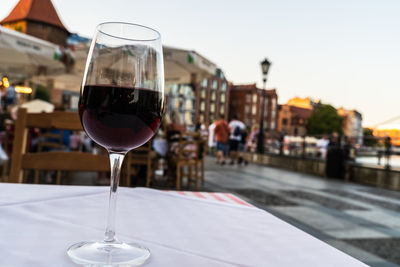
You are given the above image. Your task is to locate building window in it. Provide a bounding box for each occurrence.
[271,121,275,130]
[246,94,251,103]
[282,118,288,125]
[210,103,215,113]
[271,111,276,119]
[253,94,257,103]
[211,91,216,101]
[180,85,193,97]
[173,99,181,108]
[271,98,276,110]
[252,105,256,115]
[220,105,225,115]
[221,82,227,92]
[201,89,207,99]
[184,111,193,125]
[200,101,205,112]
[245,105,250,114]
[202,78,208,88]
[185,99,193,109]
[220,93,225,103]
[212,80,218,90]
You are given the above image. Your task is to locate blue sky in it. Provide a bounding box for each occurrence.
[1,0,399,126]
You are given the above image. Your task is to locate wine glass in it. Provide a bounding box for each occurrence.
[67,22,164,266]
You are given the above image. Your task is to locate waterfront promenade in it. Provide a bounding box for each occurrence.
[202,157,400,267]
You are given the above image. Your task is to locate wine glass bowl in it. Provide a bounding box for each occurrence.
[67,22,164,266]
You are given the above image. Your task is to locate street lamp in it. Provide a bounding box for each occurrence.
[257,58,271,154]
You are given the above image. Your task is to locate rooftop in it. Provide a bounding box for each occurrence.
[0,0,68,31]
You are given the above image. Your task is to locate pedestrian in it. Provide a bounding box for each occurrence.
[238,126,249,165]
[384,136,392,168]
[246,125,259,153]
[214,116,230,165]
[325,133,345,179]
[228,114,245,165]
[208,120,216,154]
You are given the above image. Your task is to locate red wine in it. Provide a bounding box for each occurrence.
[79,85,163,152]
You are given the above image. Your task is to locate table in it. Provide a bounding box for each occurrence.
[0,183,366,266]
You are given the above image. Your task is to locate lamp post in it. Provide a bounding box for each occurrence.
[257,58,271,154]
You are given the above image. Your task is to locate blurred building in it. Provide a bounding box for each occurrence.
[277,104,312,136]
[164,46,219,127]
[286,97,314,109]
[229,83,278,135]
[337,108,363,144]
[195,69,229,125]
[0,0,69,46]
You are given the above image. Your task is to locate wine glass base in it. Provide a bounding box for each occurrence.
[67,240,150,266]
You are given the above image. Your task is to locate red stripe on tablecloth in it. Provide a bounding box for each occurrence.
[176,191,187,195]
[224,193,253,207]
[209,192,227,202]
[192,192,206,199]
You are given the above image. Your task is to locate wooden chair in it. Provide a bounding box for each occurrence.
[34,130,64,184]
[196,134,208,186]
[8,108,109,184]
[168,132,199,190]
[123,141,155,187]
[1,120,14,182]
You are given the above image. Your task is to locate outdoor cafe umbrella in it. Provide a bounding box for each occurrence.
[12,99,54,114]
[0,47,37,78]
[0,26,65,79]
[0,46,65,79]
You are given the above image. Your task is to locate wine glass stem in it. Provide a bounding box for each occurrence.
[104,152,125,243]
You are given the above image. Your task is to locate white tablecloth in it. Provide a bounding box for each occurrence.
[0,183,366,266]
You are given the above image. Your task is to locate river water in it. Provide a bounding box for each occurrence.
[356,155,400,168]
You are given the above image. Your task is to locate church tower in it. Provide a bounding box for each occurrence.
[1,0,69,46]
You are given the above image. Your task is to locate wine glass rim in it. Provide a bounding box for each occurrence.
[97,22,161,42]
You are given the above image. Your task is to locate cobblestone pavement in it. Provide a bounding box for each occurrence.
[202,157,400,267]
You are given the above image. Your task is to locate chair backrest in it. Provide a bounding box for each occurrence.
[37,131,64,152]
[177,132,199,159]
[8,108,109,183]
[127,141,153,164]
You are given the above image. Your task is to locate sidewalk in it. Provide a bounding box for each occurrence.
[203,157,400,267]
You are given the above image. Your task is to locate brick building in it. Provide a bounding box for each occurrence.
[337,108,363,144]
[195,69,229,125]
[1,0,69,46]
[229,83,278,135]
[277,104,312,136]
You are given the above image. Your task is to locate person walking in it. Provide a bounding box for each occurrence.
[228,115,245,165]
[208,120,216,154]
[214,116,230,165]
[238,126,249,165]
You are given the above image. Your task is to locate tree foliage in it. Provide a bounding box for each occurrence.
[306,104,343,135]
[34,85,50,102]
[363,128,378,147]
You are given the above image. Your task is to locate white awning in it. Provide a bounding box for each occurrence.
[0,26,65,79]
[163,46,217,84]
